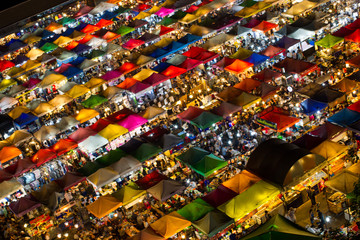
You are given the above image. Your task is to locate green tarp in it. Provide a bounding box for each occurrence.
[81,95,108,108]
[117,7,130,14]
[88,50,106,60]
[190,154,228,178]
[131,143,162,162]
[177,198,214,222]
[176,147,209,165]
[58,17,76,26]
[112,182,146,205]
[240,0,257,7]
[40,42,58,53]
[218,181,280,219]
[171,11,187,20]
[116,26,135,36]
[96,149,126,167]
[78,161,103,176]
[315,34,344,48]
[159,17,178,26]
[190,112,223,129]
[193,209,234,237]
[241,214,321,240]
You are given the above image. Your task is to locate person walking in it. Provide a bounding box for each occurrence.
[307,187,316,206]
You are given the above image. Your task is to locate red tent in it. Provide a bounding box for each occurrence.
[0,169,14,183]
[251,68,283,82]
[224,59,253,74]
[9,195,41,217]
[201,185,238,207]
[22,78,41,89]
[258,107,300,132]
[135,170,168,189]
[348,100,360,112]
[65,41,79,51]
[117,77,138,89]
[273,58,318,76]
[177,58,202,70]
[78,34,94,44]
[126,82,151,94]
[346,18,360,30]
[213,57,236,70]
[89,119,112,132]
[50,139,78,156]
[4,157,36,177]
[185,5,199,13]
[122,39,145,50]
[102,31,120,42]
[68,127,97,143]
[31,149,57,167]
[95,19,114,28]
[55,172,86,191]
[242,18,261,28]
[177,106,206,121]
[134,4,152,12]
[54,63,73,73]
[193,51,219,63]
[182,47,207,59]
[0,60,15,72]
[81,24,100,34]
[332,27,354,38]
[260,45,285,58]
[346,54,360,68]
[143,73,169,86]
[345,29,360,43]
[105,108,134,123]
[233,78,261,92]
[161,66,187,78]
[252,21,278,33]
[159,26,174,36]
[118,62,139,74]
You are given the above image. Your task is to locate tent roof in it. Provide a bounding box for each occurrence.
[9,194,41,217]
[202,185,238,207]
[139,106,165,119]
[230,48,253,60]
[252,21,278,32]
[135,170,168,189]
[316,34,344,48]
[300,99,328,115]
[128,227,164,240]
[176,147,209,165]
[157,134,183,151]
[191,112,223,130]
[147,179,185,201]
[81,95,108,108]
[327,108,360,127]
[4,157,35,177]
[211,101,241,117]
[68,127,97,143]
[110,155,141,177]
[55,172,86,191]
[273,58,317,76]
[86,195,122,219]
[259,45,285,58]
[131,143,162,162]
[87,167,120,188]
[346,54,360,68]
[234,78,261,92]
[331,78,359,93]
[9,106,31,119]
[73,108,99,123]
[118,114,148,131]
[177,106,206,121]
[112,182,146,205]
[50,139,78,156]
[345,29,360,43]
[78,134,108,153]
[311,140,349,160]
[96,149,126,167]
[98,124,128,141]
[225,59,253,74]
[325,170,359,194]
[150,212,191,239]
[188,154,227,177]
[31,149,57,167]
[222,170,261,194]
[0,179,23,200]
[193,209,234,237]
[177,198,214,222]
[0,146,22,164]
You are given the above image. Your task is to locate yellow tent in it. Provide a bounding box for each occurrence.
[230,48,253,60]
[7,130,32,145]
[222,170,261,194]
[53,36,73,47]
[45,22,63,32]
[112,182,146,206]
[98,124,129,141]
[132,69,156,81]
[73,109,99,123]
[135,55,155,66]
[348,162,360,175]
[21,60,41,72]
[235,7,260,18]
[38,73,67,89]
[283,0,317,18]
[0,146,22,164]
[23,35,42,44]
[88,167,120,188]
[26,48,45,60]
[194,6,214,17]
[0,79,17,92]
[311,140,349,160]
[8,106,31,119]
[32,102,55,116]
[325,170,359,194]
[134,11,151,20]
[66,85,90,98]
[150,212,191,239]
[86,195,122,218]
[139,106,165,119]
[48,95,73,108]
[142,38,173,55]
[179,14,199,24]
[6,67,25,78]
[148,6,161,14]
[102,86,123,99]
[84,78,106,90]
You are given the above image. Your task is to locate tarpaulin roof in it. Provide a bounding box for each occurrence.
[50,139,78,156]
[128,19,148,29]
[116,26,135,36]
[0,179,22,201]
[216,87,243,102]
[230,48,253,60]
[9,194,41,217]
[118,114,148,131]
[177,198,214,222]
[81,95,108,108]
[193,209,234,237]
[96,149,126,167]
[34,125,60,142]
[150,212,191,239]
[201,33,235,51]
[332,27,355,38]
[89,118,110,132]
[157,134,183,151]
[4,157,35,177]
[283,0,317,17]
[40,42,58,53]
[316,34,344,48]
[177,106,206,121]
[230,92,261,109]
[147,179,185,201]
[252,21,278,32]
[311,88,345,106]
[135,170,167,189]
[143,73,169,87]
[110,155,141,177]
[274,58,317,76]
[311,140,349,160]
[187,25,216,37]
[189,154,227,177]
[218,180,279,219]
[242,214,321,240]
[129,227,164,240]
[287,28,314,41]
[258,107,299,132]
[344,28,360,43]
[78,160,103,176]
[0,169,13,183]
[346,54,360,68]
[161,65,187,78]
[112,182,145,205]
[38,73,67,89]
[74,108,99,123]
[131,143,162,162]
[259,45,285,59]
[66,84,90,98]
[300,98,327,116]
[73,5,93,18]
[55,172,86,191]
[0,146,21,164]
[234,78,261,92]
[202,185,238,208]
[88,167,120,188]
[98,124,128,141]
[89,2,117,15]
[191,112,223,130]
[139,106,165,119]
[31,149,57,167]
[138,33,159,43]
[87,195,121,218]
[134,55,155,66]
[178,34,202,45]
[69,127,97,143]
[0,60,15,72]
[8,106,30,119]
[118,62,138,75]
[48,95,73,108]
[123,39,145,50]
[325,170,358,194]
[225,59,253,74]
[213,57,236,70]
[331,78,359,93]
[222,170,261,194]
[211,102,242,117]
[12,55,29,66]
[133,69,157,81]
[14,113,38,127]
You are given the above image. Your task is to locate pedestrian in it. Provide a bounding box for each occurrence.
[307,187,316,206]
[317,210,325,231]
[309,209,315,227]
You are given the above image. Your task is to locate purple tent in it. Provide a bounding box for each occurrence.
[202,185,238,207]
[101,70,123,81]
[274,36,300,49]
[4,157,36,177]
[118,114,148,131]
[138,33,159,43]
[128,19,148,29]
[143,73,169,86]
[73,43,92,54]
[9,194,41,217]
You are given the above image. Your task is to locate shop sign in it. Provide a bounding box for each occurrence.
[256,118,277,130]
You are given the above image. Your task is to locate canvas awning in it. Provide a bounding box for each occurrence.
[177,198,214,222]
[131,143,161,162]
[222,170,261,194]
[150,212,191,239]
[86,195,122,219]
[31,149,57,167]
[202,185,238,207]
[193,209,234,237]
[0,179,23,200]
[315,34,344,48]
[225,59,253,74]
[9,195,41,217]
[110,155,141,177]
[98,124,128,141]
[34,125,60,142]
[311,140,349,160]
[112,182,146,205]
[325,170,359,194]
[87,167,120,188]
[74,108,99,123]
[190,112,223,130]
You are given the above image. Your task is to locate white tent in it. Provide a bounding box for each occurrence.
[78,134,108,152]
[89,2,117,15]
[87,167,120,188]
[110,155,142,177]
[0,179,23,200]
[87,37,107,49]
[0,97,18,111]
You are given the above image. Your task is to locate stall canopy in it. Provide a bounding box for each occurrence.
[31,149,57,167]
[176,147,210,165]
[247,138,326,187]
[139,106,165,120]
[242,214,321,240]
[78,134,108,153]
[87,167,120,188]
[157,134,183,151]
[230,48,253,60]
[9,194,41,217]
[0,179,23,200]
[177,106,206,121]
[225,59,253,74]
[68,127,97,143]
[222,170,261,194]
[81,95,108,108]
[327,108,360,127]
[78,161,103,177]
[234,78,261,92]
[0,146,22,164]
[110,155,142,177]
[188,154,228,178]
[55,172,86,191]
[150,212,191,239]
[74,108,99,123]
[112,182,146,205]
[96,149,126,167]
[177,198,214,222]
[98,124,128,141]
[202,185,238,207]
[310,140,348,160]
[131,143,162,162]
[190,112,223,130]
[118,114,148,131]
[346,54,360,68]
[193,209,234,238]
[257,107,299,132]
[147,179,185,201]
[34,125,60,142]
[331,78,359,93]
[218,180,280,219]
[86,195,121,219]
[252,21,278,33]
[31,182,63,210]
[325,170,359,194]
[315,34,344,48]
[211,102,242,117]
[129,227,164,240]
[4,157,35,177]
[50,139,78,156]
[135,170,168,189]
[14,113,38,128]
[300,99,327,115]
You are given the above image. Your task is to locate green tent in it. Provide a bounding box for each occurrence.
[117,7,130,14]
[176,147,209,165]
[218,181,280,219]
[240,0,257,7]
[95,149,126,167]
[81,95,108,108]
[40,42,58,53]
[78,161,103,176]
[159,17,177,26]
[131,143,162,162]
[193,209,234,237]
[116,26,135,36]
[88,49,106,60]
[171,11,187,20]
[241,214,321,240]
[58,17,76,26]
[315,34,344,48]
[177,198,214,222]
[190,154,228,178]
[112,182,146,205]
[190,112,223,129]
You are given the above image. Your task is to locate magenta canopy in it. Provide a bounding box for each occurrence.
[178,58,202,70]
[126,81,152,94]
[101,70,123,81]
[9,194,41,217]
[202,185,238,207]
[155,7,175,17]
[143,73,169,86]
[118,114,148,131]
[122,39,145,50]
[68,127,97,143]
[177,106,206,121]
[23,78,41,89]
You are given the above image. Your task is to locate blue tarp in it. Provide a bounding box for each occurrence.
[300,99,327,115]
[41,30,56,39]
[328,108,360,127]
[75,22,87,31]
[73,44,92,54]
[14,113,38,127]
[244,53,269,66]
[7,39,27,52]
[151,62,171,72]
[162,41,187,55]
[101,10,119,20]
[62,28,75,37]
[62,66,83,79]
[150,48,169,59]
[12,55,29,66]
[178,34,202,45]
[70,56,86,66]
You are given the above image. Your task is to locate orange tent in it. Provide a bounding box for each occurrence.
[0,146,22,164]
[86,195,122,218]
[65,41,79,51]
[224,59,253,74]
[222,170,261,194]
[78,34,94,44]
[81,25,100,34]
[345,29,360,43]
[102,32,120,42]
[118,62,138,75]
[50,139,78,156]
[233,78,261,92]
[252,21,278,33]
[31,149,57,167]
[95,19,114,28]
[45,22,63,32]
[150,212,191,238]
[117,78,138,89]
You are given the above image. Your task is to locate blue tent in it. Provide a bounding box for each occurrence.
[300,99,327,115]
[101,10,119,20]
[73,44,92,55]
[62,67,83,79]
[14,113,38,128]
[41,30,56,39]
[151,62,171,72]
[7,40,27,52]
[178,34,202,45]
[12,55,29,66]
[162,41,187,55]
[70,56,86,66]
[75,22,87,31]
[244,53,269,66]
[62,28,75,37]
[150,48,169,59]
[328,108,360,127]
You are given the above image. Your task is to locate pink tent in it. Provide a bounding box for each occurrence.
[155,7,175,17]
[54,63,73,73]
[118,114,148,131]
[68,127,97,143]
[126,82,152,94]
[177,106,206,121]
[177,58,202,70]
[122,39,145,50]
[101,70,123,81]
[193,51,219,63]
